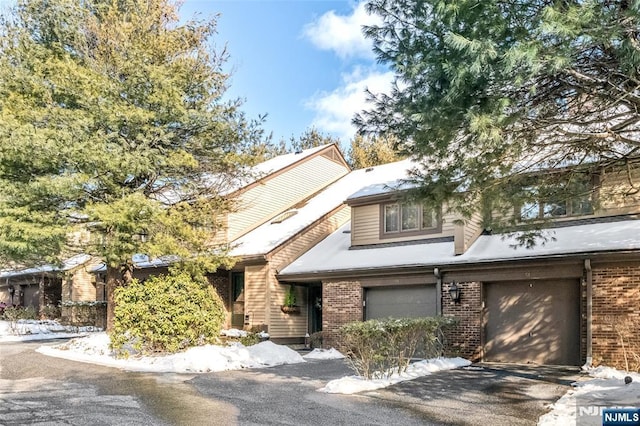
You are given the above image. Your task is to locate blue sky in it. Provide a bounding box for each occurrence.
[0,0,393,145]
[181,0,393,145]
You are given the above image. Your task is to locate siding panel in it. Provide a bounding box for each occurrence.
[267,207,351,338]
[228,156,349,241]
[244,264,268,328]
[351,204,457,246]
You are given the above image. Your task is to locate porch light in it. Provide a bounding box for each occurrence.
[448,282,461,303]
[8,286,14,296]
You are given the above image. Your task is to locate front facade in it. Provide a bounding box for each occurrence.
[279,161,640,368]
[88,144,352,338]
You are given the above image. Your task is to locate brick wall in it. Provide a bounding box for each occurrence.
[592,264,640,370]
[322,280,362,348]
[442,281,482,361]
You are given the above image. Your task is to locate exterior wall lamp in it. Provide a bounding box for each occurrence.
[448,282,461,303]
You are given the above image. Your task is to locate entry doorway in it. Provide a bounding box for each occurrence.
[308,283,322,334]
[231,272,245,329]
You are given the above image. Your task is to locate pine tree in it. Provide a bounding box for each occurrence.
[0,0,266,328]
[348,134,404,169]
[356,0,640,231]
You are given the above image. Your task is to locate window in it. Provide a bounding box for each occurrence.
[518,178,594,221]
[382,202,440,237]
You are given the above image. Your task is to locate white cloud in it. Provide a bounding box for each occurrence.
[306,67,394,142]
[302,1,381,60]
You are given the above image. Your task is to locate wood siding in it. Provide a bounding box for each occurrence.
[351,203,457,246]
[244,264,269,329]
[227,155,349,241]
[598,168,640,215]
[455,210,484,255]
[266,206,351,338]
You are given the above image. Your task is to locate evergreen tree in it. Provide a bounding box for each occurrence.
[348,134,404,169]
[0,0,266,328]
[356,0,640,231]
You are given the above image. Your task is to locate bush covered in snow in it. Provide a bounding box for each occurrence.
[110,271,225,357]
[339,316,457,379]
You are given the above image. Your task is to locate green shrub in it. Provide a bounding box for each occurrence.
[338,316,457,379]
[283,285,296,307]
[40,304,61,320]
[310,331,324,349]
[3,305,37,321]
[240,332,261,346]
[110,270,225,357]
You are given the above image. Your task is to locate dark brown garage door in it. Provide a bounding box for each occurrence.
[365,285,437,320]
[484,279,580,365]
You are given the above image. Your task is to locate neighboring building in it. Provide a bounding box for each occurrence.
[0,254,105,325]
[279,160,640,368]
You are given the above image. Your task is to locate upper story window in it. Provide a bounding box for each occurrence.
[518,178,594,221]
[382,202,440,237]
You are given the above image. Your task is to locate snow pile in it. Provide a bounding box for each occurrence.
[36,332,305,373]
[221,328,269,340]
[221,328,248,338]
[303,348,345,360]
[319,357,471,394]
[0,319,100,342]
[538,367,640,426]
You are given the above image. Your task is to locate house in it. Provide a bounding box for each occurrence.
[0,254,106,326]
[226,160,413,342]
[278,159,640,367]
[87,144,353,337]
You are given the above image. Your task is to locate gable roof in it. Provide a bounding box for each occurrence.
[156,144,348,205]
[229,159,414,258]
[278,217,640,279]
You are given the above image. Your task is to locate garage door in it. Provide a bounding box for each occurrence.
[365,285,436,319]
[484,280,580,365]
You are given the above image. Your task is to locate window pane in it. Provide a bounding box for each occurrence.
[543,201,567,217]
[571,198,593,216]
[401,203,419,231]
[384,204,399,232]
[520,201,540,220]
[422,206,436,229]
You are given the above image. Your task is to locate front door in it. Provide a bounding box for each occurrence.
[308,284,322,334]
[231,272,245,329]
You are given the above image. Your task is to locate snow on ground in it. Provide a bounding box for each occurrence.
[36,332,305,373]
[2,320,472,397]
[0,319,99,342]
[303,348,345,360]
[319,357,471,394]
[538,367,640,426]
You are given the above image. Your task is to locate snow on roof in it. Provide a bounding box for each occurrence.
[279,218,640,276]
[251,144,332,176]
[0,254,92,278]
[346,159,416,201]
[230,159,417,257]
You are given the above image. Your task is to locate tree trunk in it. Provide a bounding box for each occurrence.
[105,262,134,332]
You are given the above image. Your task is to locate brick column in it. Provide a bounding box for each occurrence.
[592,265,640,369]
[322,280,362,349]
[442,281,482,361]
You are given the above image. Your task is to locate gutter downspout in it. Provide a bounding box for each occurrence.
[584,258,593,367]
[434,267,442,315]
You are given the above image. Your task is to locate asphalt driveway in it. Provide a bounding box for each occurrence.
[190,359,584,426]
[1,340,584,425]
